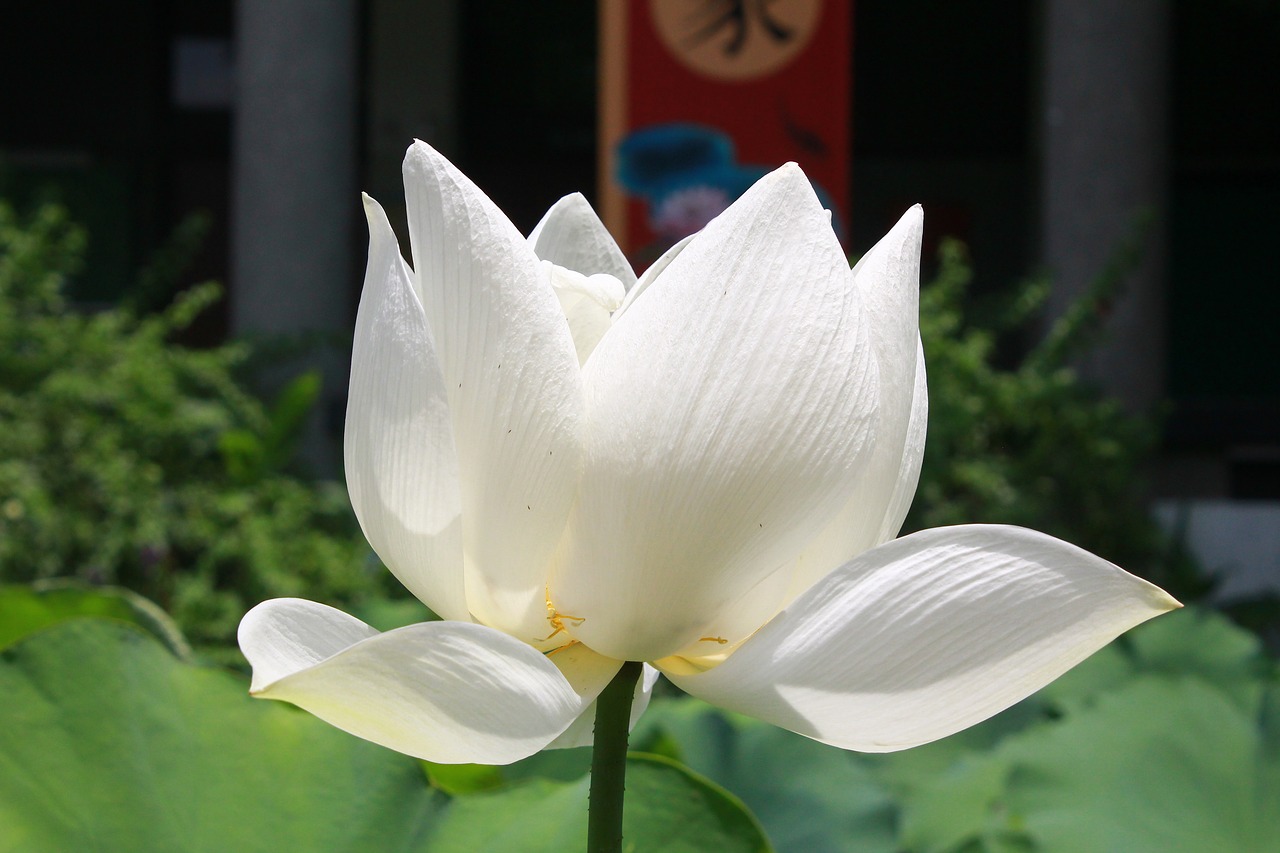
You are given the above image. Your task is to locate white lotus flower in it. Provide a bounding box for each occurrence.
[238,141,1178,765]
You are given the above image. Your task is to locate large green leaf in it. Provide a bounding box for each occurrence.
[1002,677,1280,853]
[0,618,444,852]
[1126,607,1269,706]
[425,753,771,853]
[623,754,771,853]
[1040,606,1268,715]
[0,582,190,657]
[0,618,772,853]
[895,752,1018,853]
[423,777,584,851]
[635,698,897,853]
[882,608,1276,852]
[863,696,1045,794]
[629,608,1278,853]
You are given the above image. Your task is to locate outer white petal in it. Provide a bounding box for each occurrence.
[663,525,1180,752]
[784,207,925,603]
[612,232,696,321]
[529,192,637,287]
[345,195,468,621]
[545,664,662,750]
[238,599,594,765]
[402,141,584,640]
[552,163,879,662]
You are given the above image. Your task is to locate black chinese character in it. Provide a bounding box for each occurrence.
[683,0,795,57]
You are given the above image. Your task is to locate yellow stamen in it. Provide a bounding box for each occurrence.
[699,636,729,645]
[544,639,582,658]
[538,590,585,642]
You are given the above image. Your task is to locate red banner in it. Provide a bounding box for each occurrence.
[600,0,852,266]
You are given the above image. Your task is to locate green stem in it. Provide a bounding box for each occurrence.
[587,660,644,853]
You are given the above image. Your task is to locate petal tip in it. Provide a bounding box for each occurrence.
[1151,586,1184,613]
[898,204,924,237]
[361,192,387,224]
[1117,563,1182,617]
[748,161,826,221]
[772,160,808,186]
[403,139,447,176]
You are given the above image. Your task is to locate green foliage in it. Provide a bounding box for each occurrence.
[423,754,769,853]
[0,618,446,853]
[0,581,191,658]
[219,370,322,484]
[630,701,898,852]
[910,238,1202,597]
[0,200,379,656]
[0,613,770,853]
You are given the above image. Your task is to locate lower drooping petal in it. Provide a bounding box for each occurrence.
[238,599,596,765]
[661,525,1180,752]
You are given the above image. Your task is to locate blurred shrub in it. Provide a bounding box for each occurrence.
[909,238,1205,599]
[0,200,381,657]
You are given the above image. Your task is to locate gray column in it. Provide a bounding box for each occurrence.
[1039,0,1169,410]
[365,0,459,211]
[231,0,358,465]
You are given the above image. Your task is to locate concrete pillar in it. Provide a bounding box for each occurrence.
[365,0,459,213]
[1039,0,1169,410]
[230,0,358,466]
